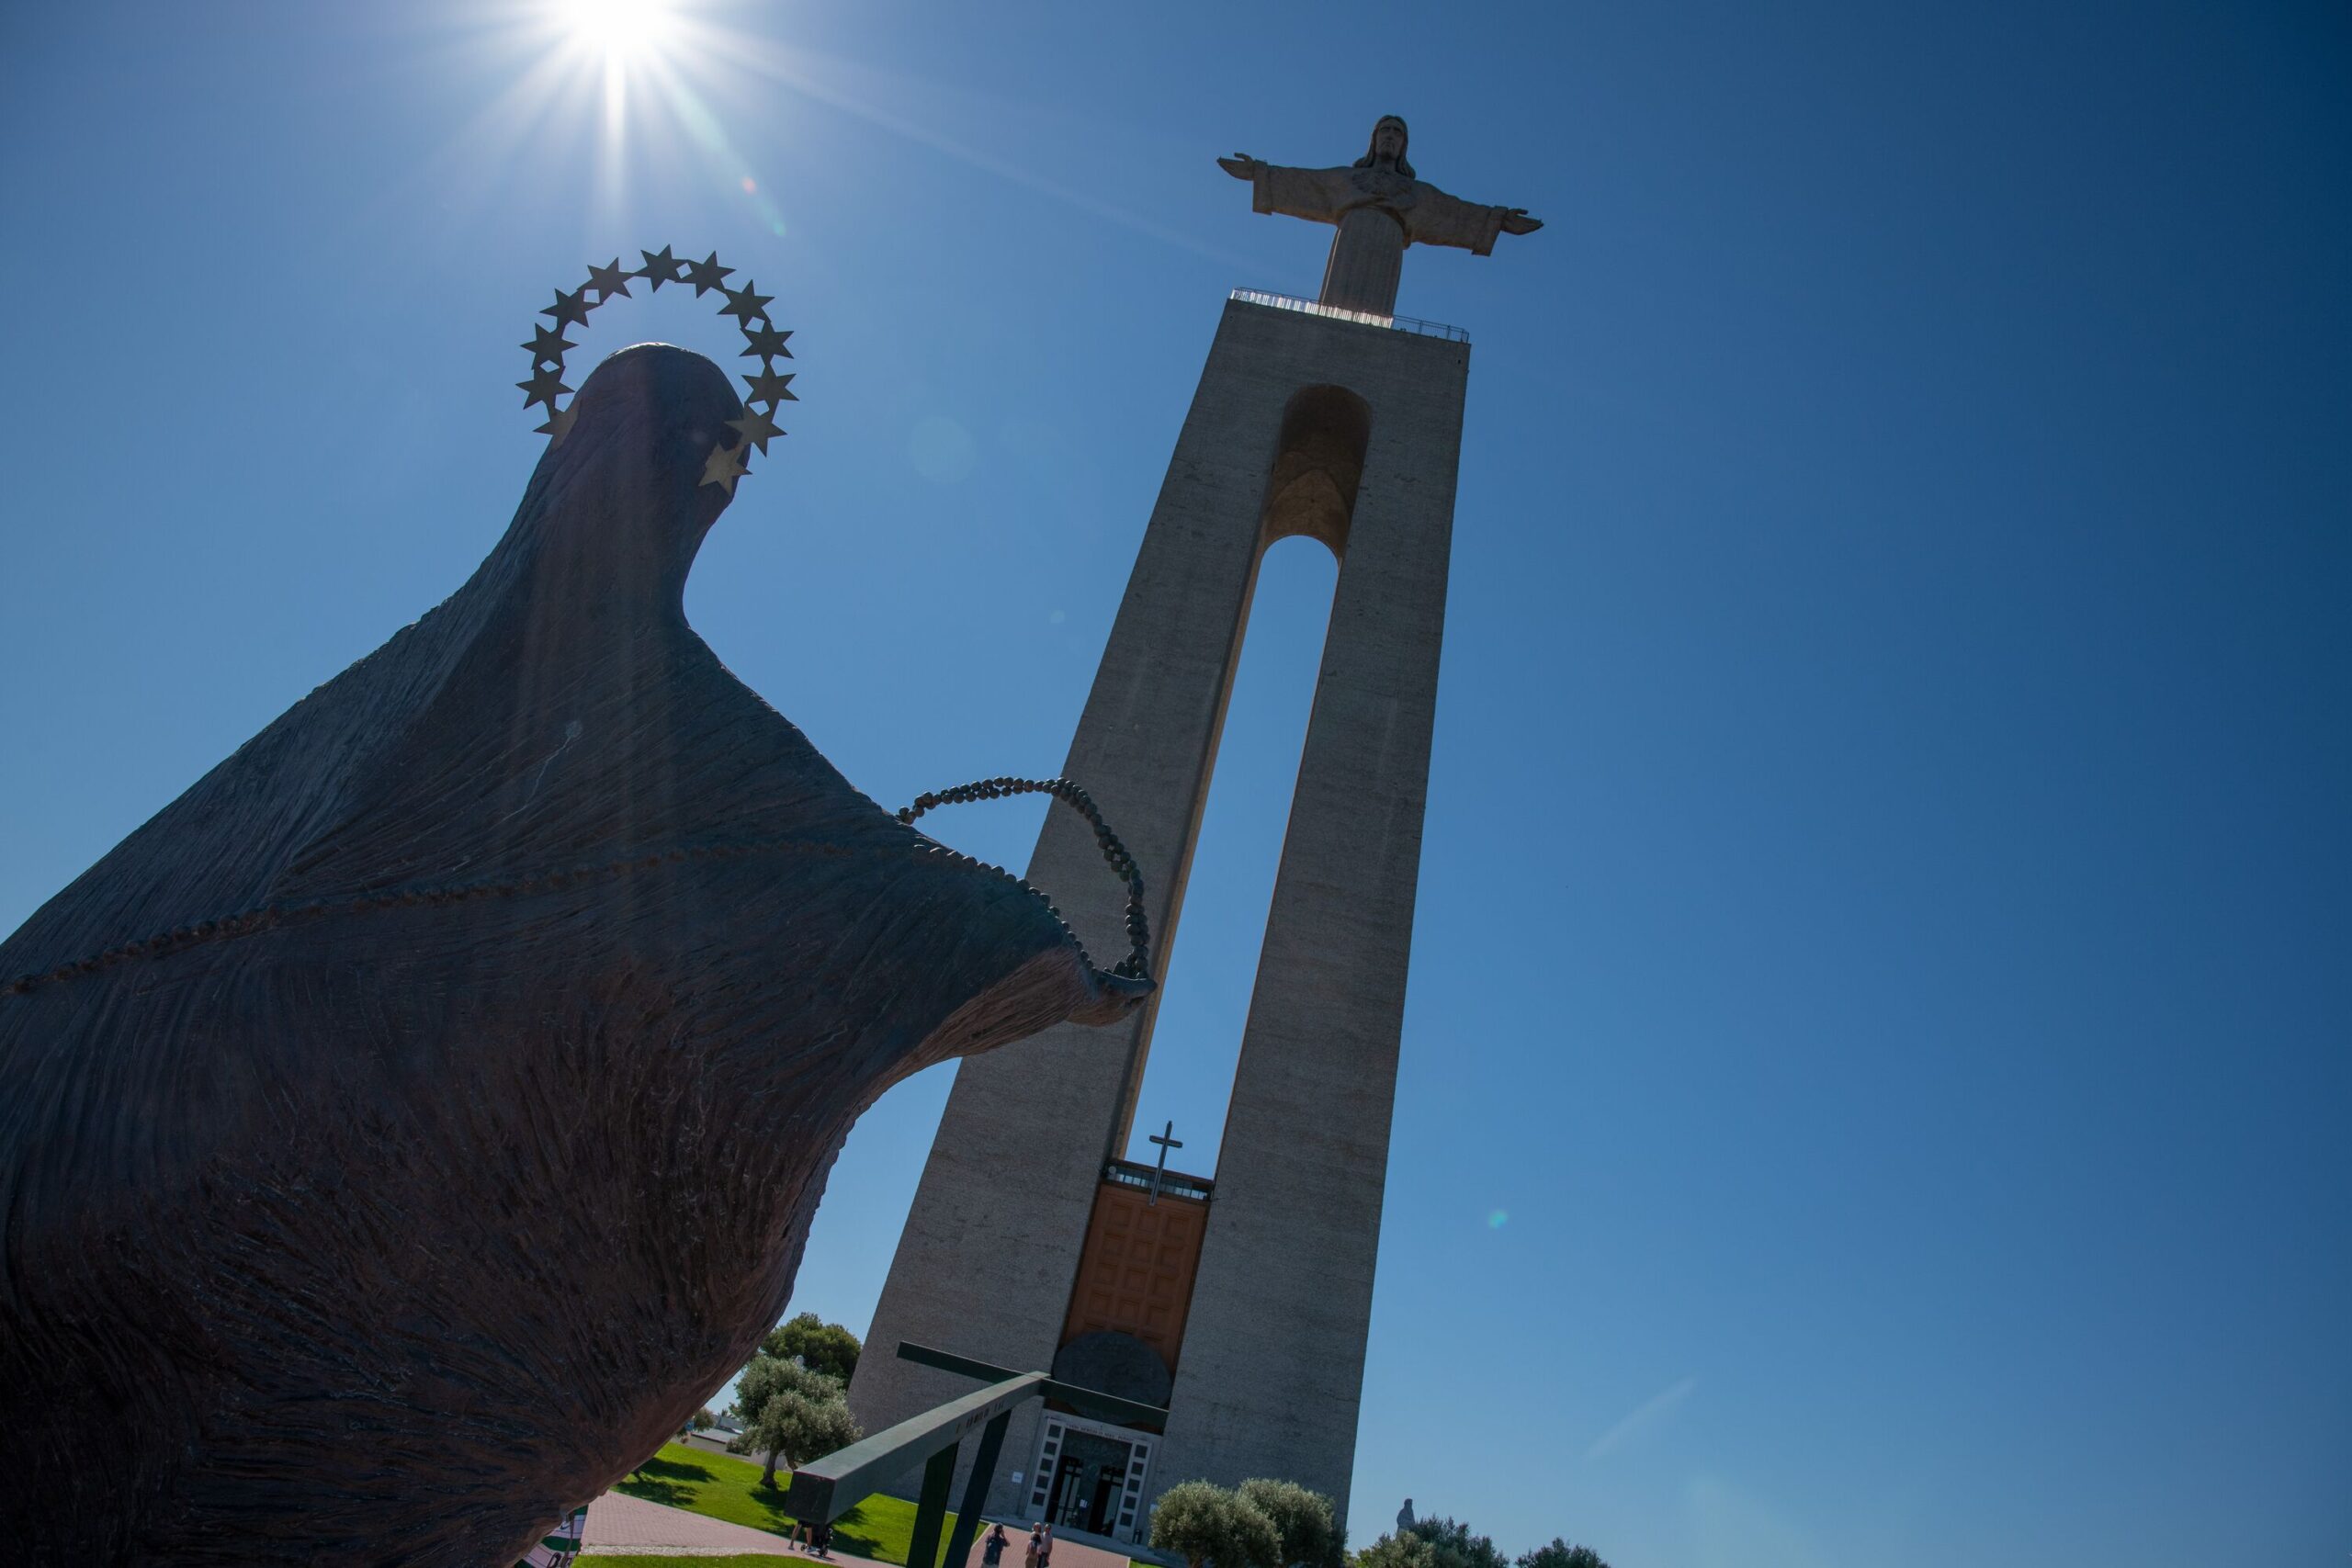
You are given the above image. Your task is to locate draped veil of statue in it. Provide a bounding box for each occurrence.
[0,342,1150,1566]
[1218,115,1543,315]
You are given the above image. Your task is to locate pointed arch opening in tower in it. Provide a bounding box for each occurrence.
[1112,383,1373,1176]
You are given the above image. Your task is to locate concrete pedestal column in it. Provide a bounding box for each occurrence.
[852,298,1468,1539]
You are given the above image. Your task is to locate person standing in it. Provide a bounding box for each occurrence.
[1038,1525,1054,1568]
[983,1524,1010,1568]
[1025,1523,1044,1568]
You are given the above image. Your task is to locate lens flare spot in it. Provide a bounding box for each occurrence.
[1487,1209,1509,1229]
[741,176,758,194]
[910,416,978,485]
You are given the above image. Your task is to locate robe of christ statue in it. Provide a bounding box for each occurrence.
[0,342,1150,1567]
[1220,114,1543,316]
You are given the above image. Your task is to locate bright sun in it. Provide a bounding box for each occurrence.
[561,0,671,60]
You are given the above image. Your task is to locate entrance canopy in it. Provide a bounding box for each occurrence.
[786,1343,1168,1568]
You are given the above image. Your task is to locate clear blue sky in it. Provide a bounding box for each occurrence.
[2,3,2346,1564]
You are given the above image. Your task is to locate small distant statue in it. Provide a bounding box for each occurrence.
[1219,115,1542,316]
[1397,1498,1417,1534]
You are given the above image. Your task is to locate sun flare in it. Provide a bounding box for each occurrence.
[457,1,792,239]
[560,0,672,60]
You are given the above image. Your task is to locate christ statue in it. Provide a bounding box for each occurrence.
[1219,115,1542,317]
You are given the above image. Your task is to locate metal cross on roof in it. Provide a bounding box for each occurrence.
[1147,1119,1183,1206]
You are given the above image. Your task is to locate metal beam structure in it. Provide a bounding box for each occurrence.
[897,1342,1170,1427]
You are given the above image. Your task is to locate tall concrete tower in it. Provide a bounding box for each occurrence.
[850,118,1538,1546]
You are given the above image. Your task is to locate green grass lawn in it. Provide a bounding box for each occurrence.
[587,1557,793,1566]
[613,1442,970,1566]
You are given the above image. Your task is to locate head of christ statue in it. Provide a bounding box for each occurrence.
[1355,114,1414,177]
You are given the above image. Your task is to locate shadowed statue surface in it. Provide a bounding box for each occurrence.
[0,342,1148,1566]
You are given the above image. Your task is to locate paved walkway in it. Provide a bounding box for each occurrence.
[582,1489,795,1554]
[581,1492,1133,1568]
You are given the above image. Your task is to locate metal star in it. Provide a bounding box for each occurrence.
[541,286,593,331]
[522,324,575,365]
[742,367,797,405]
[516,363,571,410]
[585,258,634,302]
[519,247,799,479]
[700,435,750,495]
[741,323,794,360]
[719,281,775,326]
[728,402,784,455]
[637,245,685,290]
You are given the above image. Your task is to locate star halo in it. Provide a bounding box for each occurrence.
[518,246,797,495]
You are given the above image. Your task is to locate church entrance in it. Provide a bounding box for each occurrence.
[1024,1416,1155,1543]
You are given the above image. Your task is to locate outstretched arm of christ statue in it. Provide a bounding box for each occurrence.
[1216,152,1542,254]
[1406,184,1542,256]
[1218,152,1358,226]
[1219,132,1540,315]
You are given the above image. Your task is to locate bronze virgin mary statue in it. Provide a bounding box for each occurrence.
[0,341,1151,1566]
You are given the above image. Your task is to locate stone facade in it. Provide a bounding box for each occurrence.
[849,295,1469,1538]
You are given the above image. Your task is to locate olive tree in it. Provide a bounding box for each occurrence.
[1237,1478,1341,1568]
[733,1352,861,1488]
[1516,1542,1608,1568]
[1351,1532,1437,1568]
[763,1311,864,1384]
[1401,1517,1510,1568]
[1151,1480,1282,1568]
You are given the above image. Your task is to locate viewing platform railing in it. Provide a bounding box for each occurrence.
[1229,287,1471,344]
[1103,1156,1215,1203]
